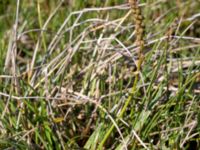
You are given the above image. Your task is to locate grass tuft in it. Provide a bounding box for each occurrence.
[0,0,200,149]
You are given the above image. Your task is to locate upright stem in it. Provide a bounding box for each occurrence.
[98,0,145,149]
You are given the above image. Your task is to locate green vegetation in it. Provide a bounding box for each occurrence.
[0,0,199,149]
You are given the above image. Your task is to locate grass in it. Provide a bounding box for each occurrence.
[0,0,200,149]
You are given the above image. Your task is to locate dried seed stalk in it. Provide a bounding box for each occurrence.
[98,1,147,149]
[129,0,145,68]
